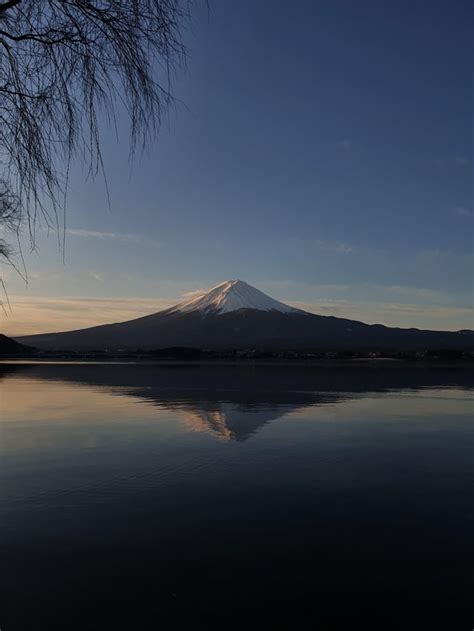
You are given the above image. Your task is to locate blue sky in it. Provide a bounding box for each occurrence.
[3,0,473,334]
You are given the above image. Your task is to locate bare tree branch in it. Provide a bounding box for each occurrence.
[0,0,192,261]
[0,180,20,259]
[0,1,22,15]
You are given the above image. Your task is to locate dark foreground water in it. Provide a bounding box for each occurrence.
[1,362,473,630]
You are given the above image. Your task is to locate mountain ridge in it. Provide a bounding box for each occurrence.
[15,280,474,351]
[0,333,32,356]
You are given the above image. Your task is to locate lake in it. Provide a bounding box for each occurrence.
[1,362,473,629]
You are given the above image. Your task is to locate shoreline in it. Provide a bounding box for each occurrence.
[1,357,473,368]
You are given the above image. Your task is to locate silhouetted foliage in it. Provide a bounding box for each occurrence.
[0,180,20,259]
[0,0,191,260]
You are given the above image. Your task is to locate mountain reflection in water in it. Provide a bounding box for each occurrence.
[1,361,472,441]
[1,361,473,630]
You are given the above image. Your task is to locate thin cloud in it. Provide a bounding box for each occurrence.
[88,271,105,283]
[290,238,354,254]
[5,295,175,336]
[433,155,471,168]
[66,229,161,248]
[289,298,473,331]
[181,287,209,300]
[455,155,470,167]
[314,239,353,254]
[454,206,472,218]
[66,229,142,243]
[336,139,351,150]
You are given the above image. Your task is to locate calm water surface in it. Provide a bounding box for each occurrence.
[1,362,473,629]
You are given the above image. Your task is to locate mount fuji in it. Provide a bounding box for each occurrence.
[16,279,473,351]
[168,279,302,315]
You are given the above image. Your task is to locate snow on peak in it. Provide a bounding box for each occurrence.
[170,280,304,315]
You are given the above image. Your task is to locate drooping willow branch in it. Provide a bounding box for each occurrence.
[0,0,191,260]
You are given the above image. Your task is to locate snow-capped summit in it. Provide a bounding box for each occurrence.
[170,279,303,315]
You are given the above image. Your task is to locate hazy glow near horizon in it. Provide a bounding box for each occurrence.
[3,289,473,336]
[1,1,472,335]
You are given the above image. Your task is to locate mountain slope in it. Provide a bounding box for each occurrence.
[0,333,32,355]
[16,280,473,351]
